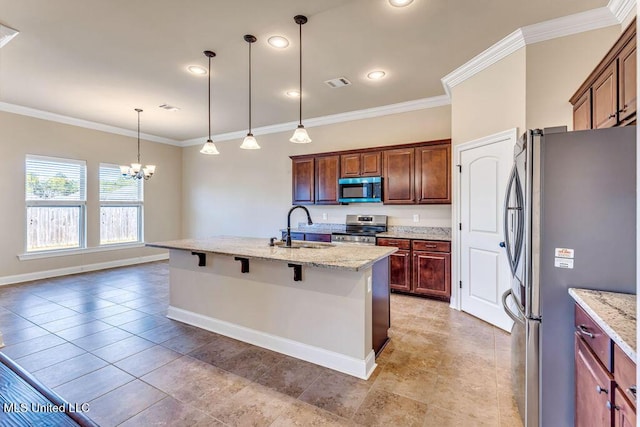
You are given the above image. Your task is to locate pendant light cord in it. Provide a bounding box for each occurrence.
[249,41,252,133]
[208,54,212,141]
[298,21,302,126]
[137,109,141,163]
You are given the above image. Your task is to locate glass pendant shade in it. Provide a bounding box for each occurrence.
[200,139,220,155]
[290,125,312,144]
[240,134,260,150]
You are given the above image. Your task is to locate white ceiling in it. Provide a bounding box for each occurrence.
[0,0,610,143]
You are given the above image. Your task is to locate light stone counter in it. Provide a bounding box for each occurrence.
[147,236,396,271]
[569,288,636,361]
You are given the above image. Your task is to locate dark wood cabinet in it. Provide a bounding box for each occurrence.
[383,148,415,204]
[573,90,592,131]
[571,18,636,129]
[592,62,617,129]
[618,40,637,124]
[315,155,340,205]
[575,334,614,427]
[340,152,381,178]
[413,251,451,298]
[415,144,451,204]
[377,237,451,300]
[292,157,314,205]
[614,388,636,427]
[574,304,636,427]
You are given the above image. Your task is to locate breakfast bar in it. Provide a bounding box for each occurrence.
[147,236,396,379]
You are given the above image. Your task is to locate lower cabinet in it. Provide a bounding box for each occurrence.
[377,237,451,300]
[574,303,637,427]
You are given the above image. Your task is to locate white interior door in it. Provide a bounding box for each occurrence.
[459,130,515,331]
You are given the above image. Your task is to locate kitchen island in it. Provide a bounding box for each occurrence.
[147,236,396,379]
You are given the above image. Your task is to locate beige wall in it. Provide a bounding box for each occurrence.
[0,111,182,278]
[451,48,527,147]
[526,26,621,130]
[182,106,452,239]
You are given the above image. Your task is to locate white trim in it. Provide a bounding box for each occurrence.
[167,306,377,380]
[181,96,451,146]
[0,102,181,146]
[441,7,621,97]
[18,242,146,261]
[608,0,637,22]
[451,128,518,311]
[1,252,168,286]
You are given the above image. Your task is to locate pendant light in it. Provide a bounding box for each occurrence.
[240,35,260,150]
[290,15,311,144]
[200,50,220,155]
[120,108,156,180]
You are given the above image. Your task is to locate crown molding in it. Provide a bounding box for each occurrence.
[180,95,451,146]
[441,5,624,96]
[0,102,181,146]
[608,0,636,22]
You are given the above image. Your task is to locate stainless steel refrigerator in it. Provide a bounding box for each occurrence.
[501,126,636,427]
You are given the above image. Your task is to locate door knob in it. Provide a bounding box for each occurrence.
[499,242,506,248]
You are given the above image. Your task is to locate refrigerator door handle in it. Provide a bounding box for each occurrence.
[503,165,518,276]
[502,289,525,324]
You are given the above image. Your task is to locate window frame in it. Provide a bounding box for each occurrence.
[24,154,87,254]
[99,163,144,246]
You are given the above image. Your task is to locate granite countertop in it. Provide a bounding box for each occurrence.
[569,288,636,361]
[147,236,397,272]
[375,231,452,241]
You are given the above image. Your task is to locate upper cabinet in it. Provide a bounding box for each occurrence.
[291,139,451,206]
[340,152,381,178]
[570,18,636,129]
[383,148,415,204]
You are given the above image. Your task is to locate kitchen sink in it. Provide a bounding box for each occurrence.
[272,241,335,249]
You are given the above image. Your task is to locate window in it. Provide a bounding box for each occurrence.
[99,163,143,245]
[25,155,87,252]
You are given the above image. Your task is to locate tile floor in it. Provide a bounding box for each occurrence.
[0,261,523,426]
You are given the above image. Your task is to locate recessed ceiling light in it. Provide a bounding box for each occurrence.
[268,36,289,48]
[367,70,386,80]
[286,90,300,98]
[389,0,414,7]
[187,65,207,75]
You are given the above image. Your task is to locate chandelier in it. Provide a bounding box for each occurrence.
[120,108,156,180]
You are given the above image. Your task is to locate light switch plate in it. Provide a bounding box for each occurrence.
[413,214,419,222]
[322,213,328,220]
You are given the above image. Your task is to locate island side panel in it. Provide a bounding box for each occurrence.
[371,258,390,355]
[167,249,371,361]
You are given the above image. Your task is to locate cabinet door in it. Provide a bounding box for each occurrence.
[618,40,636,123]
[315,155,340,205]
[361,152,382,176]
[592,62,618,129]
[614,388,636,427]
[340,154,361,178]
[383,148,415,204]
[413,251,451,299]
[292,158,315,204]
[388,250,411,292]
[575,335,614,427]
[573,90,592,130]
[415,144,451,204]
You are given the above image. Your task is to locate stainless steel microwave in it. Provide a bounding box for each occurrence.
[338,177,382,203]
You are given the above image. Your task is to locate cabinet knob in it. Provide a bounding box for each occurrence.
[606,400,618,411]
[596,385,608,395]
[608,113,617,119]
[627,385,637,400]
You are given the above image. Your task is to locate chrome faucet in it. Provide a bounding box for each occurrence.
[286,205,313,247]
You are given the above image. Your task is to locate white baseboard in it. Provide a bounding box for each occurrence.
[167,306,377,380]
[0,253,169,286]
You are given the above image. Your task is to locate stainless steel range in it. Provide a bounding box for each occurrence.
[331,215,387,245]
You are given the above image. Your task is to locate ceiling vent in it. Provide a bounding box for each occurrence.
[0,24,19,48]
[324,77,351,88]
[159,104,180,112]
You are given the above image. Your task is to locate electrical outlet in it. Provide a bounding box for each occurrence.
[322,213,328,220]
[367,277,372,293]
[413,214,419,223]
